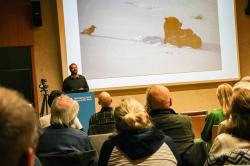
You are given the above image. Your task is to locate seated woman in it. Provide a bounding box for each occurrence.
[205,82,250,165]
[201,83,232,148]
[36,95,93,155]
[98,98,182,166]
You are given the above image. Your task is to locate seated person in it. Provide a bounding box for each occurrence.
[0,87,39,166]
[218,81,250,134]
[99,98,182,166]
[206,82,250,165]
[36,95,93,156]
[201,83,232,148]
[146,85,199,165]
[88,91,115,135]
[39,90,83,130]
[241,76,250,82]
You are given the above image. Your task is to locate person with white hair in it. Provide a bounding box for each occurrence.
[39,90,83,130]
[36,95,93,155]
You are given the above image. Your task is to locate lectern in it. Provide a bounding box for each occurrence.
[66,91,95,132]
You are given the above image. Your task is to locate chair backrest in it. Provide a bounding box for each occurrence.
[38,150,98,166]
[211,125,219,142]
[191,115,207,139]
[180,110,208,116]
[182,141,208,166]
[89,133,113,156]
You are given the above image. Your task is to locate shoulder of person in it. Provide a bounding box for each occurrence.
[211,108,223,115]
[63,76,71,82]
[67,127,88,137]
[78,75,85,78]
[215,133,233,142]
[178,114,192,121]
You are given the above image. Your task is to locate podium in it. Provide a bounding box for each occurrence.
[66,91,96,132]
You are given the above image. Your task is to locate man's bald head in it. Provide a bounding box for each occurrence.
[241,76,250,82]
[146,85,172,110]
[98,91,112,107]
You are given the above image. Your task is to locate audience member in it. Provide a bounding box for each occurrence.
[206,82,250,165]
[201,83,233,148]
[36,95,93,156]
[62,63,89,92]
[146,85,206,166]
[241,76,250,82]
[88,91,115,135]
[0,87,39,166]
[99,98,182,166]
[217,81,250,134]
[39,90,83,130]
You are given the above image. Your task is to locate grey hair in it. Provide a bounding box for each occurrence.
[50,95,79,126]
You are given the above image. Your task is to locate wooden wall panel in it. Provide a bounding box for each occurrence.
[0,0,33,46]
[237,0,250,77]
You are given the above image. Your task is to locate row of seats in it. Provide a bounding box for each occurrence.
[38,133,112,166]
[180,110,219,141]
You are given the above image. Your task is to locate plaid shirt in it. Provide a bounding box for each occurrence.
[88,107,116,135]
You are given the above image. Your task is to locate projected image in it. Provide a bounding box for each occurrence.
[77,0,221,80]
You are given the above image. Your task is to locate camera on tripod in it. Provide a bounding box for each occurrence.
[39,78,48,92]
[39,78,49,117]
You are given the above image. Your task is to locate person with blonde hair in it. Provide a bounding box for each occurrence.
[0,87,39,166]
[36,95,93,155]
[201,83,233,148]
[98,98,182,166]
[88,91,115,135]
[205,82,250,165]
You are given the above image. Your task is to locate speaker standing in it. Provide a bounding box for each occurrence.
[62,63,89,92]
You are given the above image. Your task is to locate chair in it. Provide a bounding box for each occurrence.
[211,125,219,142]
[38,150,98,166]
[180,110,207,139]
[89,133,113,156]
[191,115,207,139]
[182,141,208,166]
[180,110,208,116]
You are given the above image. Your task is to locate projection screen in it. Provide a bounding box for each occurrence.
[58,0,239,90]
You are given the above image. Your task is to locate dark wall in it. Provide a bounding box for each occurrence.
[0,47,34,103]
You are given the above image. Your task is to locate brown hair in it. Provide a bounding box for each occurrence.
[0,87,38,166]
[228,87,250,140]
[69,63,77,70]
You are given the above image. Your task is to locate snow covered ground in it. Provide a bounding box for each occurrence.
[77,0,221,80]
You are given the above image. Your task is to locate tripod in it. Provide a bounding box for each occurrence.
[40,89,49,117]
